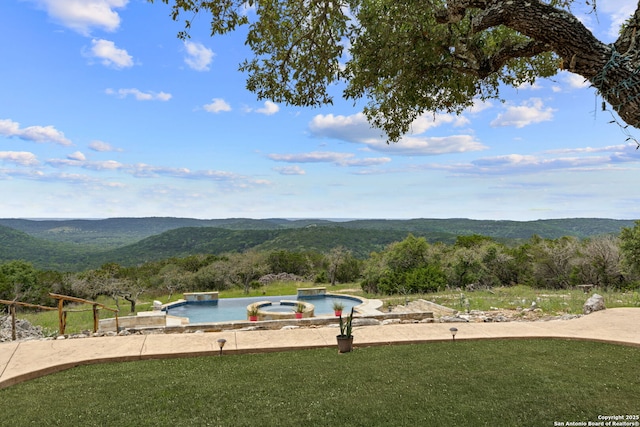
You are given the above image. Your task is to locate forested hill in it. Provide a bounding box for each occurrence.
[0,226,92,271]
[0,218,636,271]
[1,217,635,248]
[88,226,414,267]
[0,217,285,248]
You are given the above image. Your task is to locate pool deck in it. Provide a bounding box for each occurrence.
[1,307,639,389]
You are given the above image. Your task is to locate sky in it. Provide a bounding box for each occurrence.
[1,0,640,221]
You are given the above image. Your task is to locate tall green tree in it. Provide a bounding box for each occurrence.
[620,220,640,280]
[360,234,445,294]
[576,235,623,288]
[528,236,580,289]
[0,260,39,302]
[154,0,640,139]
[227,251,269,294]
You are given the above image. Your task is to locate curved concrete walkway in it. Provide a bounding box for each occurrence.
[1,308,639,389]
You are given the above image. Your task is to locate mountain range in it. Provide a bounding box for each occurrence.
[0,217,636,271]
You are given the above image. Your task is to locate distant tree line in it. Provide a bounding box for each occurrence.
[3,221,640,311]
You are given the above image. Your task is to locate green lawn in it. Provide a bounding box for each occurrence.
[1,339,638,426]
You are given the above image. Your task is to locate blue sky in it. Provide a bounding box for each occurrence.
[1,0,639,221]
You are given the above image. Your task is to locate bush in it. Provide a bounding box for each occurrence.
[405,266,447,293]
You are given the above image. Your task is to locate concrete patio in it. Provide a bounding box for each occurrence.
[1,307,639,389]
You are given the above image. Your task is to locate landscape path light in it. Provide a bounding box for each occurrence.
[449,327,458,342]
[217,338,227,356]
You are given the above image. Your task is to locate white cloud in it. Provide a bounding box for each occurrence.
[43,155,268,188]
[87,39,133,69]
[309,112,485,155]
[105,88,172,101]
[89,140,120,152]
[128,164,270,187]
[273,166,306,175]
[598,0,636,39]
[0,151,39,166]
[490,98,555,128]
[517,82,544,90]
[309,112,382,143]
[30,0,127,35]
[269,151,354,164]
[0,118,72,146]
[375,135,486,156]
[466,99,494,114]
[184,41,214,71]
[204,98,232,113]
[544,144,630,155]
[46,157,124,170]
[85,160,124,170]
[255,101,280,115]
[564,72,590,89]
[67,151,86,161]
[268,151,391,167]
[437,143,640,176]
[410,114,469,134]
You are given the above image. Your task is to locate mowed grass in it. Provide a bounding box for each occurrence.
[1,339,638,426]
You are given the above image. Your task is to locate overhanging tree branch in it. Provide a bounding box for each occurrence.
[154,0,640,139]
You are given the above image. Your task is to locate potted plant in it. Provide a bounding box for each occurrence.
[336,307,355,353]
[248,305,259,321]
[332,301,345,317]
[294,302,305,319]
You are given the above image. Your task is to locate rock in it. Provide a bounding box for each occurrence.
[258,273,306,285]
[439,316,469,323]
[153,300,163,310]
[281,325,299,330]
[70,333,90,339]
[583,294,606,314]
[0,316,46,341]
[381,319,401,325]
[353,318,380,326]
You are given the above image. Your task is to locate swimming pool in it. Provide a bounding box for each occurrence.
[165,294,362,324]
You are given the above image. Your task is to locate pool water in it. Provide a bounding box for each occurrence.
[166,295,360,324]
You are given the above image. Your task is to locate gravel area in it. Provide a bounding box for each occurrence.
[0,315,45,342]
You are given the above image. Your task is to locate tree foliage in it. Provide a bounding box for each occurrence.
[620,220,640,277]
[153,0,640,139]
[2,226,640,306]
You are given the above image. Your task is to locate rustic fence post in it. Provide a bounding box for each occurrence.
[92,304,99,333]
[10,303,16,341]
[57,298,65,335]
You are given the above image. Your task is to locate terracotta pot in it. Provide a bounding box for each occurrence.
[249,315,258,321]
[295,312,303,319]
[336,335,354,353]
[334,310,342,317]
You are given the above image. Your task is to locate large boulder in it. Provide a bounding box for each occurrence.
[583,294,606,315]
